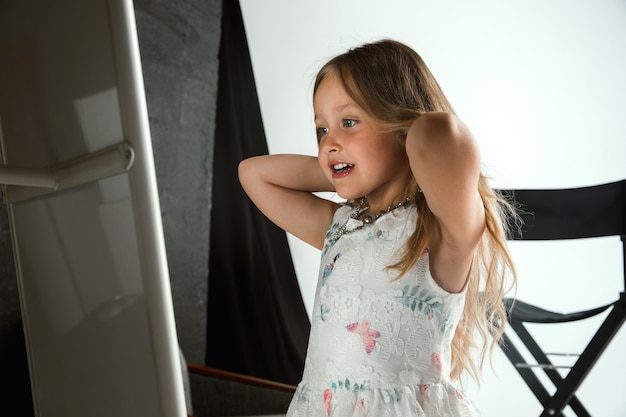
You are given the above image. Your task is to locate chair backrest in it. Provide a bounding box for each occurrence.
[501,180,626,241]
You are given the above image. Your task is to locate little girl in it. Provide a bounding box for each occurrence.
[239,39,516,416]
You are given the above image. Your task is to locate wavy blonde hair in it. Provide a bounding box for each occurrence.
[314,39,517,383]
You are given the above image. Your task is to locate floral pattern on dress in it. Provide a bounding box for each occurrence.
[286,204,479,417]
[322,252,341,285]
[396,284,455,335]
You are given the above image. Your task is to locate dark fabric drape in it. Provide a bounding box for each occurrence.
[206,0,311,385]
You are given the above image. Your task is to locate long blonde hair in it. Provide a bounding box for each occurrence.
[314,39,517,383]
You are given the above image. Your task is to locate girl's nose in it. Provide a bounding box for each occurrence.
[320,131,341,153]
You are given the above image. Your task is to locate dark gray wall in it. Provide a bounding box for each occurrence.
[134,0,222,365]
[0,2,221,405]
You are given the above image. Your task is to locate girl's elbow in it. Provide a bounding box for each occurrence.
[237,159,248,182]
[238,157,258,189]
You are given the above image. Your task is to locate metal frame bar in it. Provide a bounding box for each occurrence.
[0,141,134,204]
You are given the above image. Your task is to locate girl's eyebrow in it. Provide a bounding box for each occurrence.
[314,103,360,122]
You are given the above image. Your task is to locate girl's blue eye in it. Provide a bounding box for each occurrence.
[343,119,357,128]
[316,127,328,140]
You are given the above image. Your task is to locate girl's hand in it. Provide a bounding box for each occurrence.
[405,112,485,293]
[238,154,338,250]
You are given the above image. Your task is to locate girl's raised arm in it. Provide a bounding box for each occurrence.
[406,112,486,293]
[238,154,338,250]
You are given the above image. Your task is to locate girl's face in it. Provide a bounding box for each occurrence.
[314,73,412,211]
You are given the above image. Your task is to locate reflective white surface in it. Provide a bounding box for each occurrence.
[11,176,162,416]
[0,0,186,416]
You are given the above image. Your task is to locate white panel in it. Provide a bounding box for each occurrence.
[0,0,187,416]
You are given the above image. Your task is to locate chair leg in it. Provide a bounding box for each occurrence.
[541,295,626,417]
[511,321,590,417]
[500,331,565,416]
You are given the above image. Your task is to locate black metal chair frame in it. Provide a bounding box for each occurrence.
[500,180,626,417]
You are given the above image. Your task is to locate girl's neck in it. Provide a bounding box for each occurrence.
[363,168,413,213]
[357,196,412,224]
[361,194,411,215]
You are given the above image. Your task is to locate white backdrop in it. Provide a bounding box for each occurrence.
[240,1,626,415]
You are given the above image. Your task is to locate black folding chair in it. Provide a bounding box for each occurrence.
[499,180,626,417]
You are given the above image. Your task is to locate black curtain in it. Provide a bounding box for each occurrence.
[206,0,310,385]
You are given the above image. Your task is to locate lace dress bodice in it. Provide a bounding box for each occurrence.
[286,204,480,417]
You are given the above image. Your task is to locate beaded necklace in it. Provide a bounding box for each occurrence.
[327,196,412,246]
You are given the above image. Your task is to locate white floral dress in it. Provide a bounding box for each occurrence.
[286,204,480,417]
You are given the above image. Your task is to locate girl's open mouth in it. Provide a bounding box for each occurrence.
[331,163,354,178]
